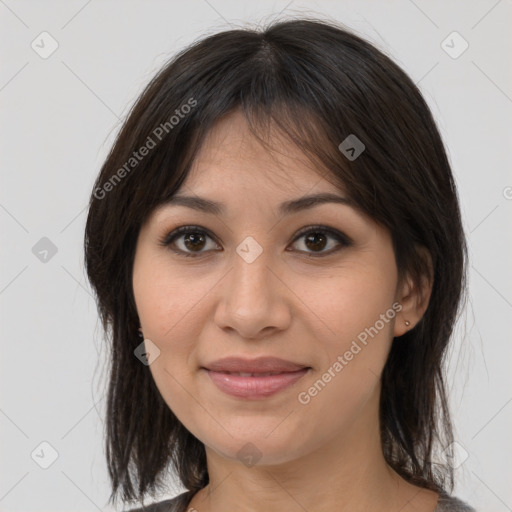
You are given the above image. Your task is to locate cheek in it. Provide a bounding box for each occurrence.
[133,271,202,368]
[300,262,397,403]
[133,248,213,339]
[294,277,396,438]
[300,261,397,344]
[132,251,212,417]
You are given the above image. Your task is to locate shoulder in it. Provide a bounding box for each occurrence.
[124,490,194,512]
[435,490,476,512]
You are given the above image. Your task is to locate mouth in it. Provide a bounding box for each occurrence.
[201,367,311,399]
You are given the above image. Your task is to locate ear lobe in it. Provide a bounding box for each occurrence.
[393,249,434,337]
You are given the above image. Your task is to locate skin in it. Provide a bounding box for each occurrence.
[132,110,438,512]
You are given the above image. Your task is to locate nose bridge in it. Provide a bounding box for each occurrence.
[214,233,290,337]
[230,235,275,305]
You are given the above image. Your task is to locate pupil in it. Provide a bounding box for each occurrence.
[306,232,326,251]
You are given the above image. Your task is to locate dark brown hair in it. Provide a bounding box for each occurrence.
[84,17,467,507]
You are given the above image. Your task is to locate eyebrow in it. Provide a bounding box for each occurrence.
[161,192,354,217]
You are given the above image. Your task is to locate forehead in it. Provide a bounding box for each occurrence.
[184,109,341,195]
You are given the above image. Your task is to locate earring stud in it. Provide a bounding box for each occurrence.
[404,320,410,327]
[138,327,144,338]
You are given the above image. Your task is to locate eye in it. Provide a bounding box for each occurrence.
[158,225,220,258]
[159,224,352,258]
[289,225,352,257]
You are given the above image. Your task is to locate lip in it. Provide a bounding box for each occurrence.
[201,357,311,399]
[203,368,310,399]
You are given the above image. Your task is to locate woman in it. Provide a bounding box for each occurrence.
[84,18,475,512]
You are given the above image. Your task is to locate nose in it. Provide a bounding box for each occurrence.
[213,245,292,340]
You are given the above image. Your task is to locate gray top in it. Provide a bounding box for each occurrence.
[436,489,476,511]
[126,489,476,512]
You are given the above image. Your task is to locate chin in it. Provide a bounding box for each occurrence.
[213,441,300,467]
[200,426,311,468]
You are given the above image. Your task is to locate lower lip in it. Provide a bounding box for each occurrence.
[204,368,310,399]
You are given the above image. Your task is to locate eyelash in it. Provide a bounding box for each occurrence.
[158,224,352,259]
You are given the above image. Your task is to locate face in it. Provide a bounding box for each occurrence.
[132,110,411,466]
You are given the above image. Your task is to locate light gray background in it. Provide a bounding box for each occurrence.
[1,1,511,511]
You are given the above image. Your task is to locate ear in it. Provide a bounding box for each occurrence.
[393,248,434,337]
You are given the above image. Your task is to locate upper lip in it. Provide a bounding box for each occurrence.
[203,356,309,373]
